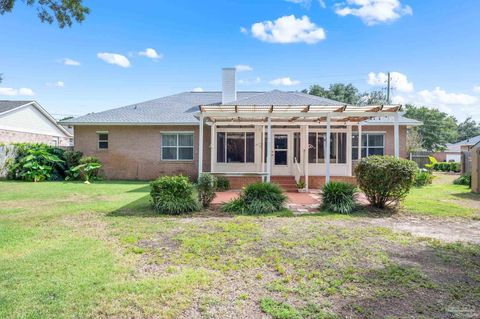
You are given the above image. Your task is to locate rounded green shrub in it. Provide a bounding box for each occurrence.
[354,156,417,209]
[414,169,434,187]
[197,172,217,208]
[453,174,471,186]
[321,182,357,214]
[221,182,287,215]
[216,175,230,191]
[150,175,198,214]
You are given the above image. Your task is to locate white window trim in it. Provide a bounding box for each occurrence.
[352,132,385,158]
[96,131,109,150]
[161,131,195,161]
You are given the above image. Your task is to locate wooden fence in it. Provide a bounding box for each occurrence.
[409,151,431,168]
[461,151,472,174]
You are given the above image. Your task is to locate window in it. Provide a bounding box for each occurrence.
[217,132,255,163]
[97,132,109,149]
[308,132,347,164]
[352,133,385,160]
[161,132,194,160]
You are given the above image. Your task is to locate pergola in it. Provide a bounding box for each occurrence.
[198,103,402,190]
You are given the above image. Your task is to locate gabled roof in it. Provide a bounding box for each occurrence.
[0,100,34,114]
[0,100,73,137]
[445,135,480,152]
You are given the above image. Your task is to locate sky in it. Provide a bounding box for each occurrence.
[0,0,479,121]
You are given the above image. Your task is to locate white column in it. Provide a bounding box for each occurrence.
[394,112,400,158]
[266,117,272,182]
[198,113,204,176]
[358,123,362,161]
[305,125,309,191]
[325,114,331,184]
[261,125,265,179]
[210,123,215,173]
[347,124,352,176]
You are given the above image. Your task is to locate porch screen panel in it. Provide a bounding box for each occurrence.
[338,133,347,163]
[293,132,301,163]
[246,132,255,163]
[217,132,226,163]
[227,133,245,163]
[308,133,316,163]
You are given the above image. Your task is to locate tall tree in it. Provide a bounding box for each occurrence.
[457,117,480,142]
[404,104,458,151]
[0,0,89,28]
[304,83,361,105]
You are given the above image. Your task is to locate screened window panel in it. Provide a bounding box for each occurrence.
[308,133,316,163]
[293,132,301,163]
[317,134,325,163]
[338,133,347,164]
[330,133,337,163]
[227,133,245,163]
[246,132,255,163]
[217,132,226,163]
[162,134,177,147]
[178,134,194,146]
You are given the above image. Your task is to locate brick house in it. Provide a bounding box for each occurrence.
[64,68,421,190]
[0,100,73,146]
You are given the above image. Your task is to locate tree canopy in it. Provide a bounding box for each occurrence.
[0,0,89,28]
[404,104,458,151]
[457,117,480,142]
[303,83,387,105]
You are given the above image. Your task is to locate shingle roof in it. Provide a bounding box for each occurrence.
[63,92,263,125]
[445,135,480,152]
[0,100,33,114]
[219,90,345,106]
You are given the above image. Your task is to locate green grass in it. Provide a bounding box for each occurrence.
[0,178,479,318]
[403,175,478,217]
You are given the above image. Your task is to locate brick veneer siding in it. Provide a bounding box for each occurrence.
[73,125,211,180]
[0,129,71,146]
[224,175,357,190]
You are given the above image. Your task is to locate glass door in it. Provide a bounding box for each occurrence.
[274,134,288,166]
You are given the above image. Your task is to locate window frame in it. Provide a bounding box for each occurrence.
[161,131,194,161]
[216,131,255,164]
[352,132,385,160]
[97,131,109,150]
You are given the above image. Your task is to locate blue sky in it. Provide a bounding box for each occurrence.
[0,0,479,120]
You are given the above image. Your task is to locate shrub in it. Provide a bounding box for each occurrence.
[216,175,230,191]
[150,175,198,214]
[8,144,64,182]
[450,162,461,172]
[454,174,471,186]
[64,150,83,178]
[355,156,417,209]
[414,169,434,187]
[69,162,102,183]
[79,156,101,178]
[425,156,437,170]
[197,173,217,208]
[321,182,357,214]
[221,182,287,215]
[432,161,461,172]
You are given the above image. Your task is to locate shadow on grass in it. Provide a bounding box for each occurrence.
[451,191,480,201]
[106,195,158,217]
[297,205,398,219]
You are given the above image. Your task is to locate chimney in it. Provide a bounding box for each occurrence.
[222,67,237,104]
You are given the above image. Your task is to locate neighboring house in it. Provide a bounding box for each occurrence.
[435,135,480,162]
[0,100,73,146]
[64,68,421,189]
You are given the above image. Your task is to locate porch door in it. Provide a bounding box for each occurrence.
[272,133,289,175]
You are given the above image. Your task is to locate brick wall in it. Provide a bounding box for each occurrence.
[74,125,211,180]
[0,129,71,146]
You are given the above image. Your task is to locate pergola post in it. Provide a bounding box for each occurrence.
[210,122,215,173]
[358,123,362,161]
[394,112,400,158]
[305,125,309,191]
[325,114,331,184]
[266,117,272,182]
[347,124,352,176]
[198,113,204,177]
[261,125,265,181]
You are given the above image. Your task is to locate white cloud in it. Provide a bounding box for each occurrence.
[97,52,131,68]
[240,27,248,34]
[0,87,35,96]
[270,77,300,86]
[251,15,326,44]
[235,64,253,72]
[138,48,163,60]
[335,0,412,25]
[473,85,480,93]
[367,71,413,93]
[416,87,477,107]
[286,0,326,8]
[192,87,204,92]
[46,81,65,88]
[63,58,80,66]
[239,77,261,85]
[319,0,326,8]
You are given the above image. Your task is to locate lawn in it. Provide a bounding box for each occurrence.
[0,178,479,318]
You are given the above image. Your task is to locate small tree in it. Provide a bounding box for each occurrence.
[197,173,217,208]
[355,156,417,209]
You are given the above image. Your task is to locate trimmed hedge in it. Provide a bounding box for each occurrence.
[355,156,417,209]
[432,162,461,172]
[150,175,199,214]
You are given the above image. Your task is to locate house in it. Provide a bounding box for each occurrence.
[63,68,421,190]
[435,135,480,162]
[0,100,73,146]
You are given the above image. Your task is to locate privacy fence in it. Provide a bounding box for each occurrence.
[409,151,431,168]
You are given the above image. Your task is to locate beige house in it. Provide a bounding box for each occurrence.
[0,100,72,146]
[64,68,421,190]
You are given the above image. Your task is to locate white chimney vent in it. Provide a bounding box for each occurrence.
[222,67,237,104]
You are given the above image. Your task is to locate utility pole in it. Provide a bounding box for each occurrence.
[386,72,391,104]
